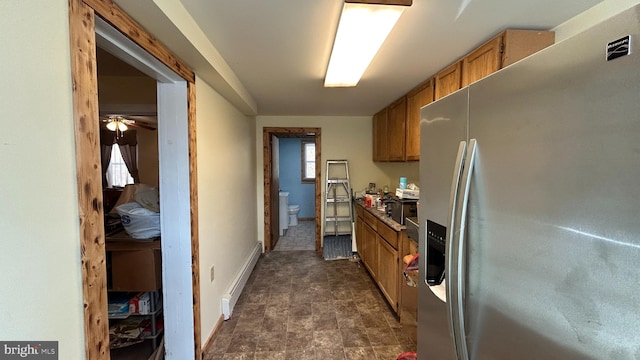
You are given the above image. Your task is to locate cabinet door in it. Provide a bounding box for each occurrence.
[387,96,407,161]
[363,223,378,278]
[501,29,554,67]
[435,61,462,100]
[372,108,389,162]
[377,235,399,312]
[462,34,502,87]
[406,79,434,161]
[356,214,365,260]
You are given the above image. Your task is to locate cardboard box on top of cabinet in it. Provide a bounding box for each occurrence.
[111,249,162,291]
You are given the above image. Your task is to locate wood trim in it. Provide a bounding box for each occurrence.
[263,127,322,253]
[262,129,272,251]
[82,0,195,83]
[69,0,109,358]
[187,81,202,360]
[75,0,201,358]
[314,131,322,252]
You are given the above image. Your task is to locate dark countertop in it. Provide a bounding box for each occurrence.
[356,200,405,232]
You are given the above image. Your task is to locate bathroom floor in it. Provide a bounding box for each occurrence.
[274,220,315,251]
[202,250,417,359]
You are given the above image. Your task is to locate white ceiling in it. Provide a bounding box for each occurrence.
[125,0,603,116]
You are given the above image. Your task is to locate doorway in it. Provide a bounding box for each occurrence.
[69,2,201,359]
[263,128,322,252]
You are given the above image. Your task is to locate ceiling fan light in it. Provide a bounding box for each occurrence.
[324,2,407,87]
[118,122,128,132]
[106,121,117,131]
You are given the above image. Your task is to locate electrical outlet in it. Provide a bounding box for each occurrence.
[210,265,215,283]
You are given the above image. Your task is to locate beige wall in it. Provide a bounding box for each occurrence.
[553,0,640,41]
[137,127,159,187]
[98,75,156,105]
[196,76,258,344]
[255,116,417,243]
[0,1,86,359]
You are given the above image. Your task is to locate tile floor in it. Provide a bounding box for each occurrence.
[273,220,316,251]
[202,250,417,360]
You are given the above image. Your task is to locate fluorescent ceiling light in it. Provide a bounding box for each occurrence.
[324,1,410,87]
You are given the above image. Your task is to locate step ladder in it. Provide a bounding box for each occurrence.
[323,160,353,237]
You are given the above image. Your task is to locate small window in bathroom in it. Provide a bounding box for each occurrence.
[302,140,315,183]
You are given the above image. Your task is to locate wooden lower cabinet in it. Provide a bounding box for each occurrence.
[377,234,399,312]
[363,223,378,278]
[356,204,400,313]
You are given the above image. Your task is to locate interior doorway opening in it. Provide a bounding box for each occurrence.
[263,128,322,252]
[70,2,200,358]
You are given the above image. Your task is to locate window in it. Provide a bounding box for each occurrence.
[106,145,134,188]
[302,140,315,183]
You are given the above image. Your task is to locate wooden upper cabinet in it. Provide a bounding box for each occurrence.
[373,108,388,162]
[387,96,407,161]
[371,29,553,163]
[462,35,502,87]
[435,61,462,100]
[501,29,555,67]
[462,29,555,87]
[406,79,434,161]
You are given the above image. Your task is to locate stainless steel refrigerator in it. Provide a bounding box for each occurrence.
[418,5,640,360]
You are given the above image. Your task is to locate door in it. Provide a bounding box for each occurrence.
[460,10,640,359]
[406,79,434,161]
[418,88,468,360]
[270,135,280,251]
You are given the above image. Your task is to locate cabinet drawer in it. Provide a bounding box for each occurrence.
[356,204,364,217]
[363,210,378,231]
[377,220,399,250]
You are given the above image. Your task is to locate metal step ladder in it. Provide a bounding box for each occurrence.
[323,160,353,237]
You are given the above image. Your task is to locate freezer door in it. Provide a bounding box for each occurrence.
[418,88,468,360]
[463,7,640,360]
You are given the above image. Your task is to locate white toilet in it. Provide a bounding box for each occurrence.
[288,205,300,226]
[279,192,289,236]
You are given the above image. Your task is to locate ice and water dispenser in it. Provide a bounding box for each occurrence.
[426,220,446,286]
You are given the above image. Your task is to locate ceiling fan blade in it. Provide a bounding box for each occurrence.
[124,115,157,125]
[127,122,156,131]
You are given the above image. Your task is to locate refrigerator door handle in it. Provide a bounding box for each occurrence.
[445,141,466,358]
[452,138,478,360]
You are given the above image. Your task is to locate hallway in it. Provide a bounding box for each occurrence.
[203,251,416,359]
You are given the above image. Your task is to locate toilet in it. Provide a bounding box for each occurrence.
[288,205,300,226]
[279,192,289,236]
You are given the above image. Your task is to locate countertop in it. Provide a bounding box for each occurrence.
[356,200,405,232]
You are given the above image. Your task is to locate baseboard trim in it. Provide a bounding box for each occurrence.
[221,242,261,320]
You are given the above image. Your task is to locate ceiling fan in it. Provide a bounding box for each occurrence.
[100,114,157,134]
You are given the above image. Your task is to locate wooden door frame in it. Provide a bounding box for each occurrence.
[263,127,322,252]
[69,0,201,359]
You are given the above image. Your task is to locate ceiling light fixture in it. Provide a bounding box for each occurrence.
[324,0,412,87]
[105,116,129,139]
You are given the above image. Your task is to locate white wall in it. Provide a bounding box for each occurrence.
[0,1,86,359]
[554,0,640,41]
[196,76,258,345]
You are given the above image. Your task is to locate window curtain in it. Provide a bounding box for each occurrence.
[100,130,139,184]
[100,131,114,188]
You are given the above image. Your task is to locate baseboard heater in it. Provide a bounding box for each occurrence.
[221,242,261,320]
